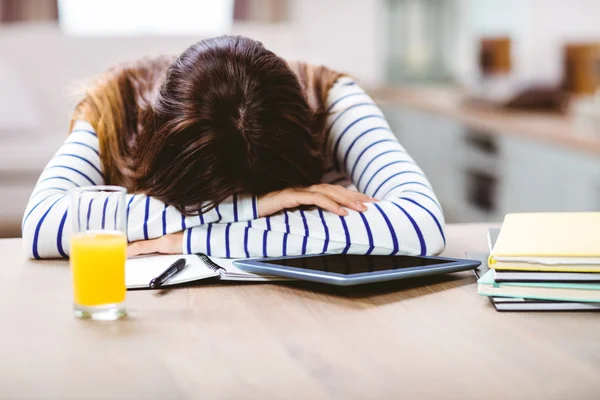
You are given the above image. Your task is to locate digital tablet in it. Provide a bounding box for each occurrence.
[233,254,481,286]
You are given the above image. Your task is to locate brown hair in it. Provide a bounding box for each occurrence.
[71,35,344,214]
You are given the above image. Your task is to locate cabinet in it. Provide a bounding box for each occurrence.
[500,137,600,213]
[382,105,600,223]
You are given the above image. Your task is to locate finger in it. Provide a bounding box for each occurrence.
[336,187,373,202]
[127,238,162,258]
[293,191,348,216]
[309,185,368,212]
[330,186,375,206]
[319,184,373,201]
[310,184,372,203]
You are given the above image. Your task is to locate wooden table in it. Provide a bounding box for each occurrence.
[1,224,599,400]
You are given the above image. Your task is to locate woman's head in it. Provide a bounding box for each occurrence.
[133,35,325,213]
[73,35,344,214]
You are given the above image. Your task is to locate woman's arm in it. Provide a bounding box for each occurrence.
[22,121,257,259]
[179,78,445,257]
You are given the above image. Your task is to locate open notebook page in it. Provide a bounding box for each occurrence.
[126,254,279,289]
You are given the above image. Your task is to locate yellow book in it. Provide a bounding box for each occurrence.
[489,213,600,272]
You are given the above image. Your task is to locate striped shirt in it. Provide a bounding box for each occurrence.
[22,77,446,259]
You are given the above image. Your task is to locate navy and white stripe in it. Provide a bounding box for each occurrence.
[23,78,445,259]
[22,121,258,259]
[183,77,445,258]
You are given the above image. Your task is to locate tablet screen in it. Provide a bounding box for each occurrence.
[260,255,448,275]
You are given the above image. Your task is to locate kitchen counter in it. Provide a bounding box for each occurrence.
[371,85,600,156]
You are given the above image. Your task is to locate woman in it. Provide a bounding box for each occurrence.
[22,35,445,259]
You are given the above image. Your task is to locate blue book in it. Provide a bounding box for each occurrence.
[477,269,600,303]
[468,250,600,311]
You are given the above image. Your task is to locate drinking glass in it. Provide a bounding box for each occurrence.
[69,185,127,320]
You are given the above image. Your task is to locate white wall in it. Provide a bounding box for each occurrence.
[234,0,387,85]
[285,0,387,85]
[453,0,600,85]
[521,0,600,84]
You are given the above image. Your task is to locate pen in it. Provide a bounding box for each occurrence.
[149,258,188,288]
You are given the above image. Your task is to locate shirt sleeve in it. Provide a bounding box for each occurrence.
[22,121,257,259]
[182,78,446,258]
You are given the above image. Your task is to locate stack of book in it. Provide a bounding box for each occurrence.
[475,212,600,311]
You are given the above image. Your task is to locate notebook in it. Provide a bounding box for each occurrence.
[493,270,600,283]
[487,228,600,282]
[477,269,600,303]
[126,253,284,289]
[468,236,600,311]
[489,212,600,272]
[489,297,600,312]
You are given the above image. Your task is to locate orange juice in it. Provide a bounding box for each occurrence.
[70,231,127,307]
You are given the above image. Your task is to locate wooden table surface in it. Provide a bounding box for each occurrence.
[1,223,599,400]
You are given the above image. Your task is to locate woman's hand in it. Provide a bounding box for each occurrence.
[127,232,183,258]
[258,184,376,217]
[127,185,373,257]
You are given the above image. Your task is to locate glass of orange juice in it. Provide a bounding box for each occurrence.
[69,186,127,320]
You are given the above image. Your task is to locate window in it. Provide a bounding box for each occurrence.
[58,0,234,36]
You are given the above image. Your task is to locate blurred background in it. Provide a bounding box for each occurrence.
[0,0,599,237]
